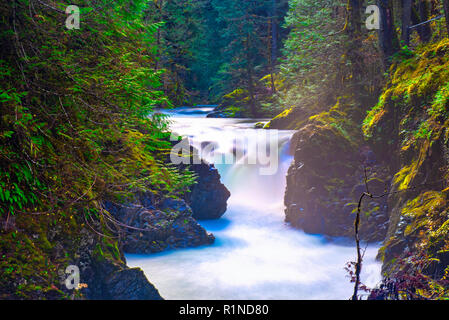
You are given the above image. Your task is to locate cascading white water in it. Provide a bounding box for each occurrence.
[126,107,382,300]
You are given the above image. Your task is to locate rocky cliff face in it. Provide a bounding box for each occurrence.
[362,40,449,286]
[283,100,390,242]
[74,228,163,300]
[92,146,231,296]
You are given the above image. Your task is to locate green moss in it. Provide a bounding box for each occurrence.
[402,191,446,237]
[363,100,387,138]
[364,38,449,140]
[0,220,69,299]
[309,99,361,147]
[365,40,449,297]
[266,107,294,127]
[223,88,248,100]
[430,81,449,118]
[259,74,285,92]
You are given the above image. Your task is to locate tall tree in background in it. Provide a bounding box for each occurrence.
[377,0,399,66]
[347,0,364,90]
[189,0,226,100]
[145,0,206,105]
[415,0,432,42]
[279,0,354,109]
[144,0,289,105]
[402,0,413,45]
[443,0,449,35]
[147,0,449,109]
[212,0,275,115]
[266,0,290,95]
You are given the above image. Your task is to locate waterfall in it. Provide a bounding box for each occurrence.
[126,107,381,300]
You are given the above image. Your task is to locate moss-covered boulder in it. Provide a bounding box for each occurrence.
[264,107,309,130]
[208,75,284,118]
[207,88,249,118]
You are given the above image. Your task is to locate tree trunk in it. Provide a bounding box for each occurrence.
[401,0,412,45]
[154,0,164,71]
[271,0,277,64]
[348,0,362,35]
[267,20,276,94]
[417,0,431,43]
[443,0,449,36]
[347,0,363,89]
[377,0,399,66]
[246,33,257,117]
[247,66,257,117]
[270,0,277,94]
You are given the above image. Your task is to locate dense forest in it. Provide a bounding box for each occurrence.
[1,0,449,300]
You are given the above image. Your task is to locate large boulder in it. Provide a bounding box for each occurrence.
[206,88,249,118]
[264,107,309,130]
[104,196,214,254]
[72,227,163,300]
[284,122,390,242]
[185,161,231,220]
[169,140,231,220]
[102,268,162,300]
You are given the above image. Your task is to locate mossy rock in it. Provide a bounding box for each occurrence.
[365,40,449,295]
[265,107,309,130]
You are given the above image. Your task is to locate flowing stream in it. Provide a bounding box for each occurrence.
[126,107,382,300]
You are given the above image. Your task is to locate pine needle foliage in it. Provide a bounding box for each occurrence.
[0,0,195,221]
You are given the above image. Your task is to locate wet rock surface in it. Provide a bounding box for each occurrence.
[101,268,162,300]
[69,227,163,300]
[184,161,231,220]
[104,196,215,254]
[169,141,231,220]
[284,124,390,242]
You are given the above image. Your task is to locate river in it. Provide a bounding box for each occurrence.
[126,106,382,300]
